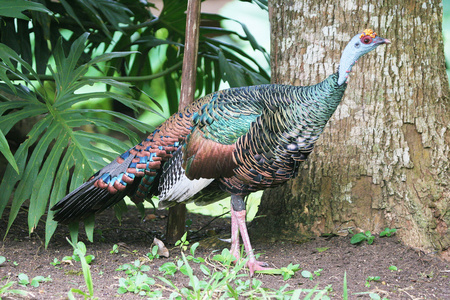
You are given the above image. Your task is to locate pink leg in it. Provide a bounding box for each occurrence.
[230,206,240,262]
[233,209,272,276]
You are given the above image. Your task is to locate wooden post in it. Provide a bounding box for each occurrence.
[165,0,201,244]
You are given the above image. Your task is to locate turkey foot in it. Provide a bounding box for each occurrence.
[247,259,271,275]
[231,201,273,276]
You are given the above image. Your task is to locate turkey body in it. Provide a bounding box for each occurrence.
[52,75,345,221]
[52,29,390,275]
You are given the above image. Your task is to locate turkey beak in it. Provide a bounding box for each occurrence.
[375,37,391,45]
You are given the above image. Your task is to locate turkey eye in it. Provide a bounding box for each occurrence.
[361,36,372,44]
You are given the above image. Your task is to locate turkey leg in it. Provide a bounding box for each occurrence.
[230,194,271,276]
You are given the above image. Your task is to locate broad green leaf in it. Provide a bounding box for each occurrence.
[350,233,367,244]
[0,105,47,134]
[0,129,19,174]
[59,0,85,30]
[88,51,138,66]
[28,127,66,232]
[45,145,77,247]
[6,117,61,235]
[0,0,52,20]
[84,215,95,243]
[0,43,42,84]
[218,50,246,87]
[77,0,112,39]
[0,117,52,221]
[91,0,133,32]
[114,200,128,224]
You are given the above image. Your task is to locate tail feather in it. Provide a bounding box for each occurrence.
[52,175,130,224]
[52,153,139,224]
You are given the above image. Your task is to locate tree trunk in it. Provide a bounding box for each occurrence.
[166,0,201,244]
[255,0,450,256]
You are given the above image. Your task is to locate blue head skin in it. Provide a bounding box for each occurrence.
[338,29,391,85]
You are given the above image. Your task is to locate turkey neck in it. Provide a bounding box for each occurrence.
[282,72,347,148]
[294,72,347,122]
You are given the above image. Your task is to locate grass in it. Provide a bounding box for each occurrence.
[0,230,402,299]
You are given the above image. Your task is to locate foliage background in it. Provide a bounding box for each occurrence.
[0,0,269,246]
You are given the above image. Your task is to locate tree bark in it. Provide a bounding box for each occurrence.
[166,0,201,244]
[255,0,450,256]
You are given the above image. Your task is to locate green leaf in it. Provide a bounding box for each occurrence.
[199,264,210,276]
[75,242,95,297]
[28,126,66,232]
[388,265,398,271]
[59,0,85,30]
[343,272,348,300]
[0,117,52,219]
[350,233,367,244]
[316,247,330,253]
[0,0,52,20]
[0,129,19,174]
[159,262,178,276]
[6,117,59,236]
[190,242,199,256]
[30,276,43,287]
[91,0,133,32]
[218,50,246,87]
[301,270,313,280]
[84,214,95,243]
[17,273,29,286]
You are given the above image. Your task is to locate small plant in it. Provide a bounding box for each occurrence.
[365,275,381,287]
[0,280,29,298]
[300,268,323,281]
[175,232,190,251]
[388,265,399,271]
[0,256,5,265]
[351,231,375,245]
[116,256,161,296]
[67,251,95,265]
[17,273,52,287]
[380,228,397,237]
[50,258,61,266]
[66,239,97,300]
[110,244,120,254]
[117,260,151,275]
[159,258,187,277]
[184,242,205,264]
[117,272,158,296]
[146,245,160,261]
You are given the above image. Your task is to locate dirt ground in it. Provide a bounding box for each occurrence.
[0,206,449,299]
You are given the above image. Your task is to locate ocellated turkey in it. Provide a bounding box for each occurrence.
[52,29,390,275]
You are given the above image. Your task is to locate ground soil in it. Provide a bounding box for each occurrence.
[0,206,449,299]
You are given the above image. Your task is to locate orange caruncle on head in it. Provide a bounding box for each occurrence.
[360,29,377,39]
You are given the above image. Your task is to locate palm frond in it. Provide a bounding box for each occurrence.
[0,34,153,245]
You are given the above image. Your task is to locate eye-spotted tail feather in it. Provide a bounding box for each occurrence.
[52,151,140,224]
